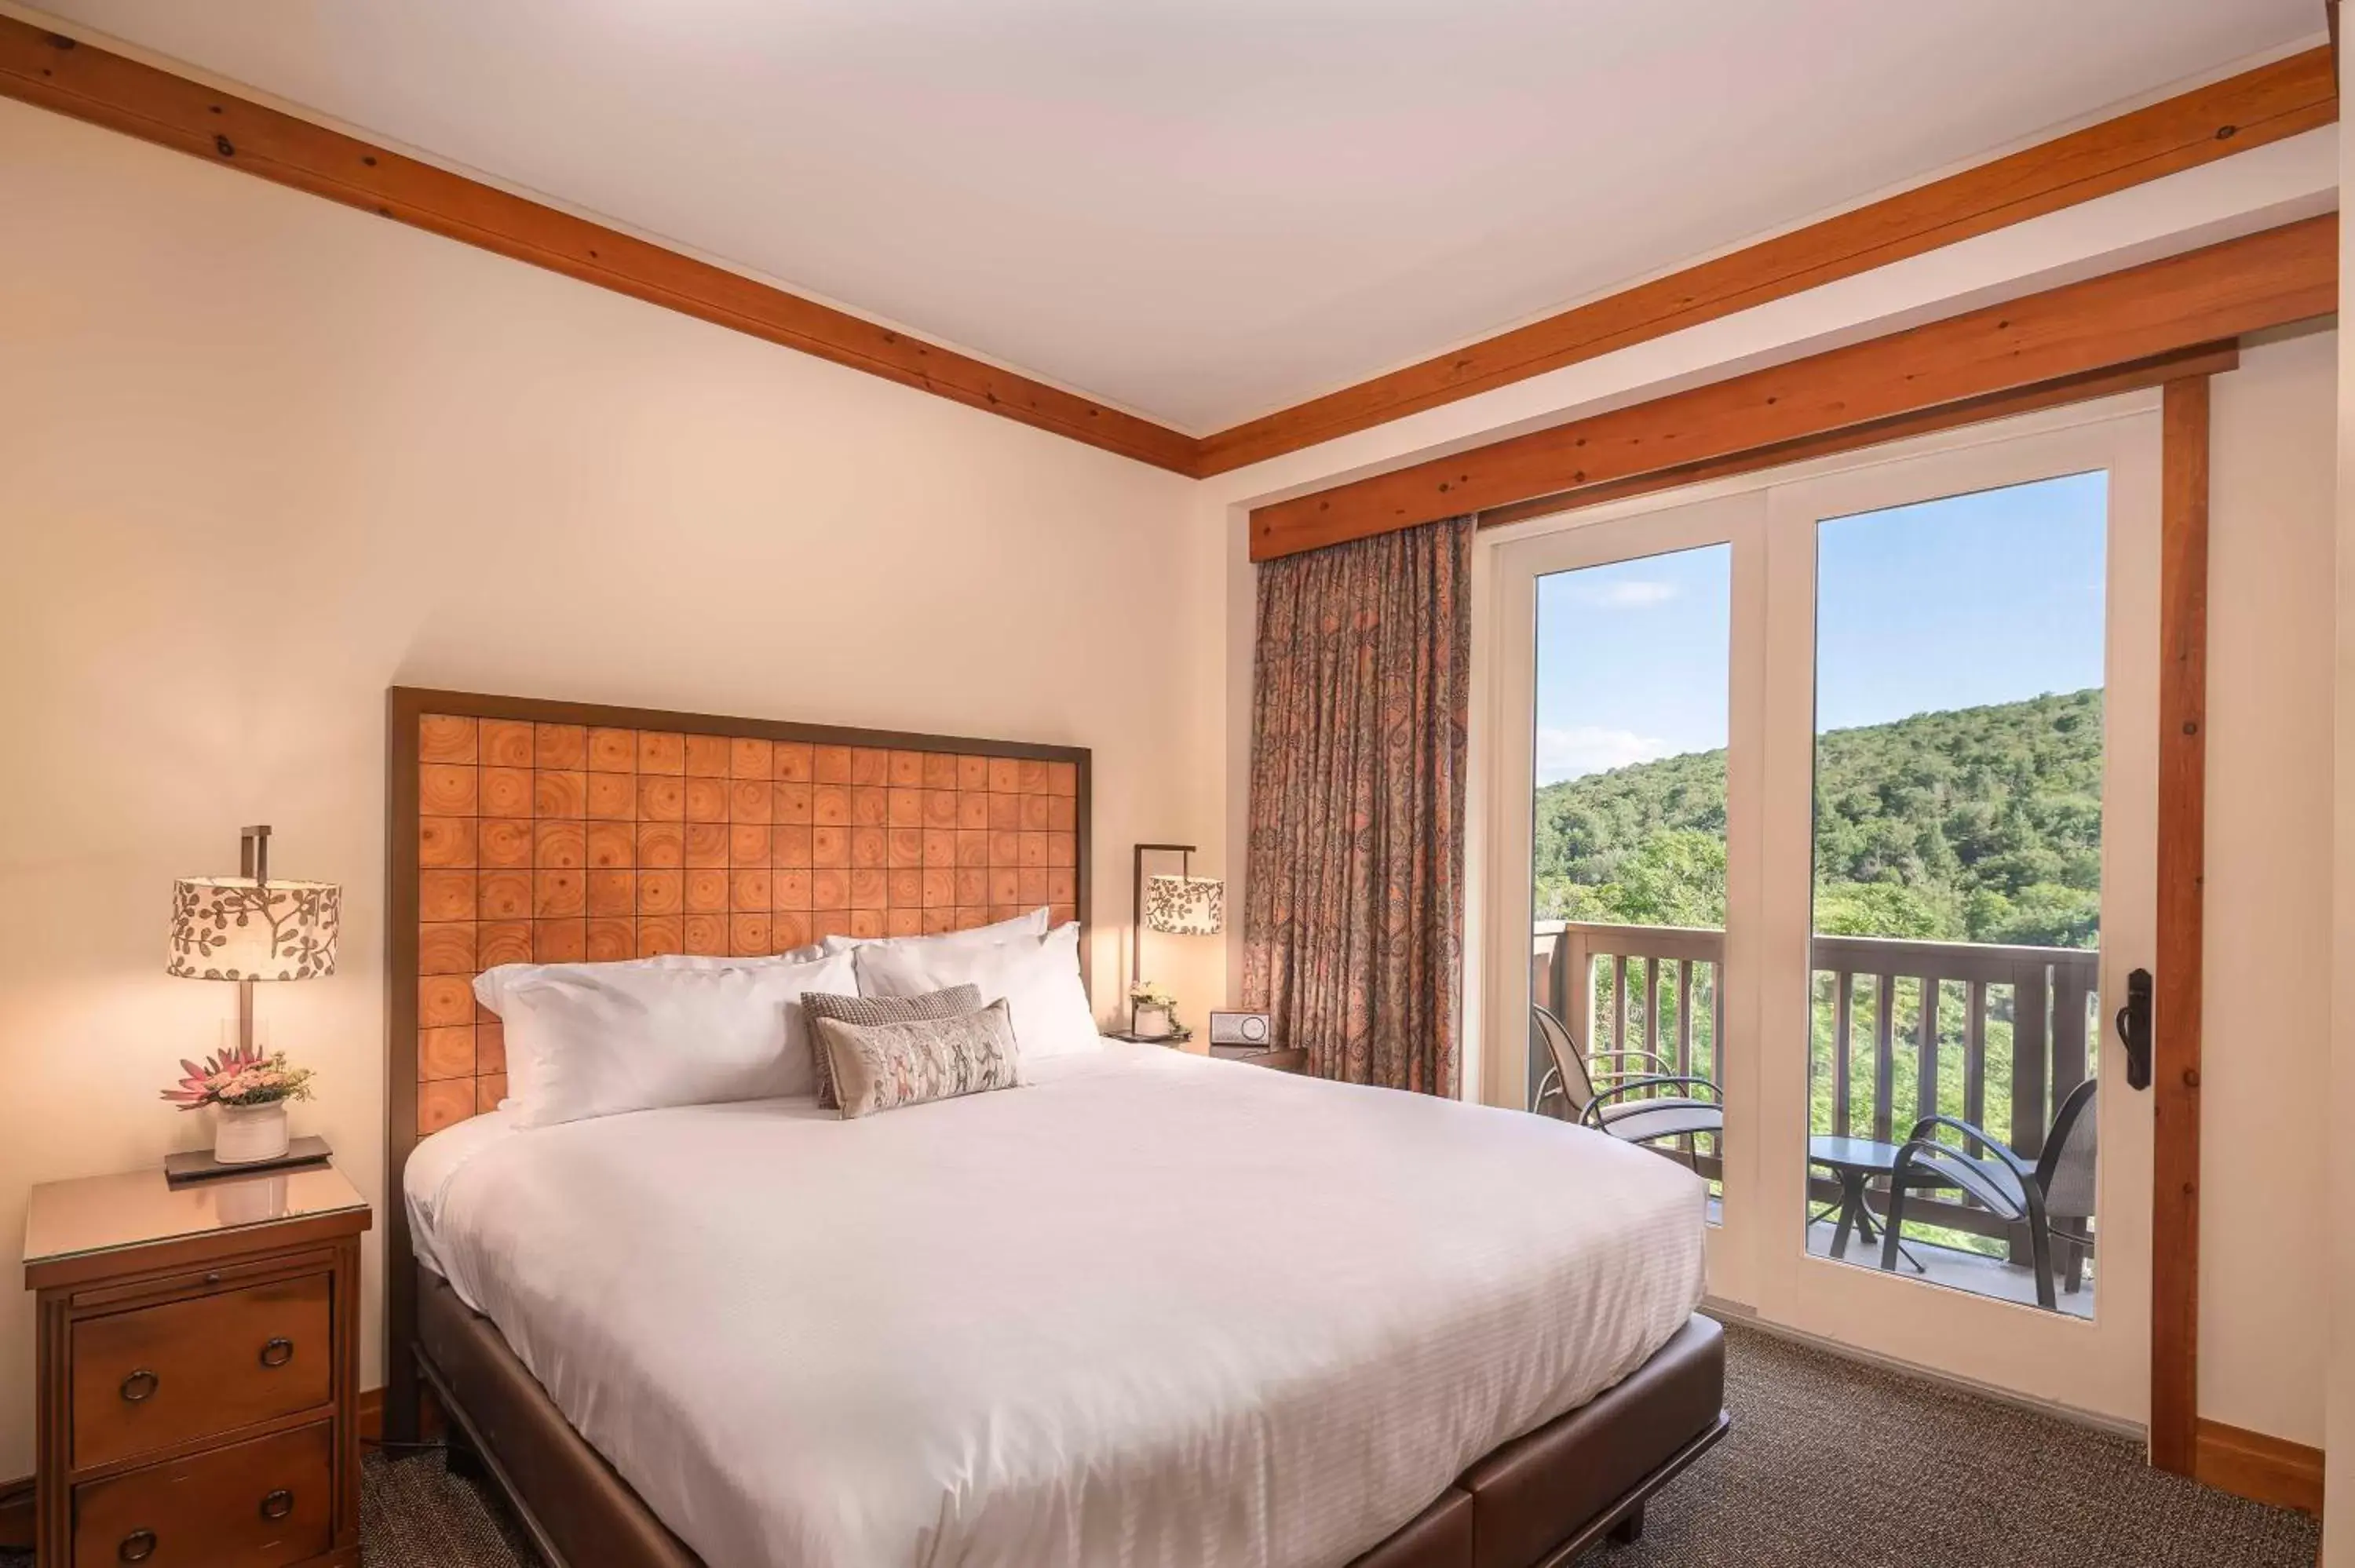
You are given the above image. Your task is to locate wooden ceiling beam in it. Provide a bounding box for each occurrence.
[0,16,1201,474]
[1199,46,2337,476]
[1249,215,2335,560]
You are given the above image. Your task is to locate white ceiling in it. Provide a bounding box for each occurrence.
[27,0,2321,434]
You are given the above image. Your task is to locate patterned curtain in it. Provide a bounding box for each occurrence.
[1242,516,1473,1096]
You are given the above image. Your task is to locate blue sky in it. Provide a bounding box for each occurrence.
[1533,472,2108,783]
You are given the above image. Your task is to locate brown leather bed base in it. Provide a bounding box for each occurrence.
[415,1267,1727,1568]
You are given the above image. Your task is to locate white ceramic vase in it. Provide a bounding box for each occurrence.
[1133,1003,1174,1039]
[214,1100,290,1165]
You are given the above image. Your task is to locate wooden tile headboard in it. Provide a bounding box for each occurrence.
[383,686,1090,1438]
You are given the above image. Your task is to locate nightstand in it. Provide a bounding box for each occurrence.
[1210,1045,1309,1074]
[23,1161,372,1567]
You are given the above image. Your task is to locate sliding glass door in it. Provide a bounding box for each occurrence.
[1487,403,2158,1422]
[1486,491,1765,1300]
[1752,413,2156,1420]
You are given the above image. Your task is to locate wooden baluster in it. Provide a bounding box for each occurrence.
[2051,957,2090,1103]
[1832,969,1853,1136]
[2012,966,2050,1158]
[1676,958,1695,1080]
[2008,968,2050,1269]
[1872,972,1897,1143]
[1964,979,1988,1131]
[1711,959,1725,1087]
[1532,934,1557,1110]
[1612,954,1629,1068]
[1567,932,1594,1067]
[1641,956,1659,1084]
[1918,976,1942,1125]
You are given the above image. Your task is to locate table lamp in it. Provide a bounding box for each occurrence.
[166,825,340,1172]
[1130,843,1223,1040]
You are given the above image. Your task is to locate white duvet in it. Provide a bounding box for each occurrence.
[411,1043,1707,1568]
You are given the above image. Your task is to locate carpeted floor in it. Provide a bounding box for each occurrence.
[8,1321,2320,1567]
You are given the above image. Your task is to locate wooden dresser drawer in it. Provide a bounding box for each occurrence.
[71,1419,332,1568]
[71,1274,332,1469]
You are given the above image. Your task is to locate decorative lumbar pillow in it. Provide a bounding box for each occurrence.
[814,999,1020,1120]
[852,921,1101,1063]
[801,985,984,1109]
[475,950,856,1127]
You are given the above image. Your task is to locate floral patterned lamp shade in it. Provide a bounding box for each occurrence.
[1145,873,1225,938]
[168,877,341,982]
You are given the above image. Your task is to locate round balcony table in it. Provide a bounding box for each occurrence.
[1808,1136,1931,1273]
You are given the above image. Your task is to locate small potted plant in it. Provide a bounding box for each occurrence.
[1129,980,1180,1040]
[162,1043,316,1164]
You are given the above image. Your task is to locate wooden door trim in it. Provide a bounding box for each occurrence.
[1475,343,2240,531]
[0,16,1199,475]
[1249,216,2334,560]
[2150,376,2210,1477]
[1198,46,2335,475]
[2192,1418,2325,1515]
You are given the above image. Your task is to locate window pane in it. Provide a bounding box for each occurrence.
[1529,546,1731,1211]
[1806,472,2105,1315]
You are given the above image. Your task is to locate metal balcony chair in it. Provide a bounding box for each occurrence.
[1879,1078,2098,1311]
[1530,1004,1725,1166]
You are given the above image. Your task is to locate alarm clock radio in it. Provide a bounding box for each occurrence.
[1207,1010,1272,1048]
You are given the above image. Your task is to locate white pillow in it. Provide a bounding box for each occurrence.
[655,949,827,969]
[852,922,1101,1062]
[474,950,856,1128]
[819,906,1048,957]
[475,950,823,1014]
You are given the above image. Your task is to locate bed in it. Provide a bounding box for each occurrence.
[385,688,1727,1568]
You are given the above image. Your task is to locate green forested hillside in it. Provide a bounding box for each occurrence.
[1535,688,2103,946]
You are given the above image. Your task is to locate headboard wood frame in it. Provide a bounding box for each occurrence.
[383,685,1090,1439]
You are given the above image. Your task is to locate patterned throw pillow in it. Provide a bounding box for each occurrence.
[814,999,1020,1120]
[801,985,984,1108]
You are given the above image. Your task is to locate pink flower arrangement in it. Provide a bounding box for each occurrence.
[160,1043,317,1111]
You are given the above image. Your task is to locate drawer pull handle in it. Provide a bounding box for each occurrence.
[258,1336,296,1369]
[119,1369,159,1403]
[260,1488,295,1521]
[119,1529,158,1562]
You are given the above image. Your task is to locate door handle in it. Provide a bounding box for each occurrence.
[2117,968,2152,1090]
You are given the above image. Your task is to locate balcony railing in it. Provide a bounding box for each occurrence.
[1533,921,1726,1110]
[1531,920,2099,1254]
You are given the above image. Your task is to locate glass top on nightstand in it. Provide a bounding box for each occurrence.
[23,1160,369,1269]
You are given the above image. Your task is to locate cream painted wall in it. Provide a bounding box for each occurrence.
[2201,328,2337,1447]
[2326,50,2355,1563]
[0,100,1226,1479]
